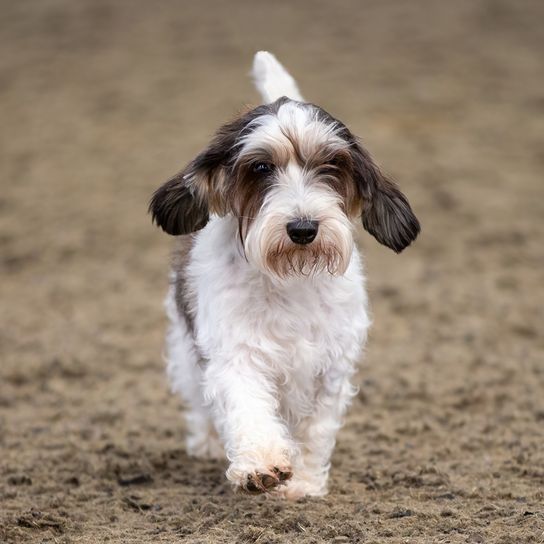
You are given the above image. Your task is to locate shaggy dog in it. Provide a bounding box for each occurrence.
[150,52,420,499]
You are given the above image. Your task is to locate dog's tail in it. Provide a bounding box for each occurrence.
[252,51,304,104]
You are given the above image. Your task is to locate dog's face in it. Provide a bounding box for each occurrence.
[150,97,419,279]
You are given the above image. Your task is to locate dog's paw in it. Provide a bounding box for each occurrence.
[227,463,293,494]
[274,473,328,500]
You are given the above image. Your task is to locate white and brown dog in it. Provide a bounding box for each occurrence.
[150,52,420,499]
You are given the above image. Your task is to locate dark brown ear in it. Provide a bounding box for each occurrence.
[149,137,231,236]
[149,170,209,235]
[351,141,420,252]
[149,104,275,236]
[149,138,234,236]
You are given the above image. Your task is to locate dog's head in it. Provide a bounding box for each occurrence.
[150,55,419,279]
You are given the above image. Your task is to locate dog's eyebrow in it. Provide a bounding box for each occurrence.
[233,147,278,168]
[302,144,352,169]
[236,133,293,167]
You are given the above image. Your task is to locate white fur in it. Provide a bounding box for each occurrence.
[166,217,369,498]
[238,100,346,159]
[164,52,371,499]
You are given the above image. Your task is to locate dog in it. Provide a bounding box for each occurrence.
[149,52,420,499]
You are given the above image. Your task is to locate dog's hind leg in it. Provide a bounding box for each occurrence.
[183,387,223,460]
[165,286,223,460]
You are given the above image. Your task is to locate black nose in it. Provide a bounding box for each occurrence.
[286,219,319,245]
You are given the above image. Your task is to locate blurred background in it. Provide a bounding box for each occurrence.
[1,1,543,542]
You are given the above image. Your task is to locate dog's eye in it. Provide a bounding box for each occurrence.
[252,162,274,175]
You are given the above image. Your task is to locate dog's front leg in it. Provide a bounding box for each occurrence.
[204,353,295,494]
[284,369,356,499]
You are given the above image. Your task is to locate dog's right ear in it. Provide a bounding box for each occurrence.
[150,104,274,235]
[149,114,250,235]
[149,167,210,236]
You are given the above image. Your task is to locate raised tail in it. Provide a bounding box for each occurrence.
[252,51,304,104]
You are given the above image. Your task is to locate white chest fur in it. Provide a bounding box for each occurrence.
[186,217,370,419]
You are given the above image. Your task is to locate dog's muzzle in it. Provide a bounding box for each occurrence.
[286,219,319,245]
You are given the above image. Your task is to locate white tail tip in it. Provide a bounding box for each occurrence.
[252,51,304,104]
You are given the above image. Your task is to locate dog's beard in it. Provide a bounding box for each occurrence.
[244,211,353,280]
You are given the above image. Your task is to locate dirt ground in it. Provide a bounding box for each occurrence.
[1,0,543,542]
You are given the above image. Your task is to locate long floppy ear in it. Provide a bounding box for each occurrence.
[150,104,279,236]
[351,141,420,252]
[149,112,256,235]
[149,168,209,236]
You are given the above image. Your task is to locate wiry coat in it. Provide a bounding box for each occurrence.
[151,52,419,498]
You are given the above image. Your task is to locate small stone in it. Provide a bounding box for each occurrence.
[8,474,32,486]
[389,507,413,519]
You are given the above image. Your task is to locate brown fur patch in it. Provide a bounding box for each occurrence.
[310,148,361,217]
[264,240,346,278]
[228,157,275,240]
[150,98,291,236]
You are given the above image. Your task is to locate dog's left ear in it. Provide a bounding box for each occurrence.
[351,142,420,252]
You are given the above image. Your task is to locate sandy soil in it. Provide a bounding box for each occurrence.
[1,1,543,542]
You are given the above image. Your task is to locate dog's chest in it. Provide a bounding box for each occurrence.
[189,218,369,376]
[246,270,368,420]
[259,278,362,367]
